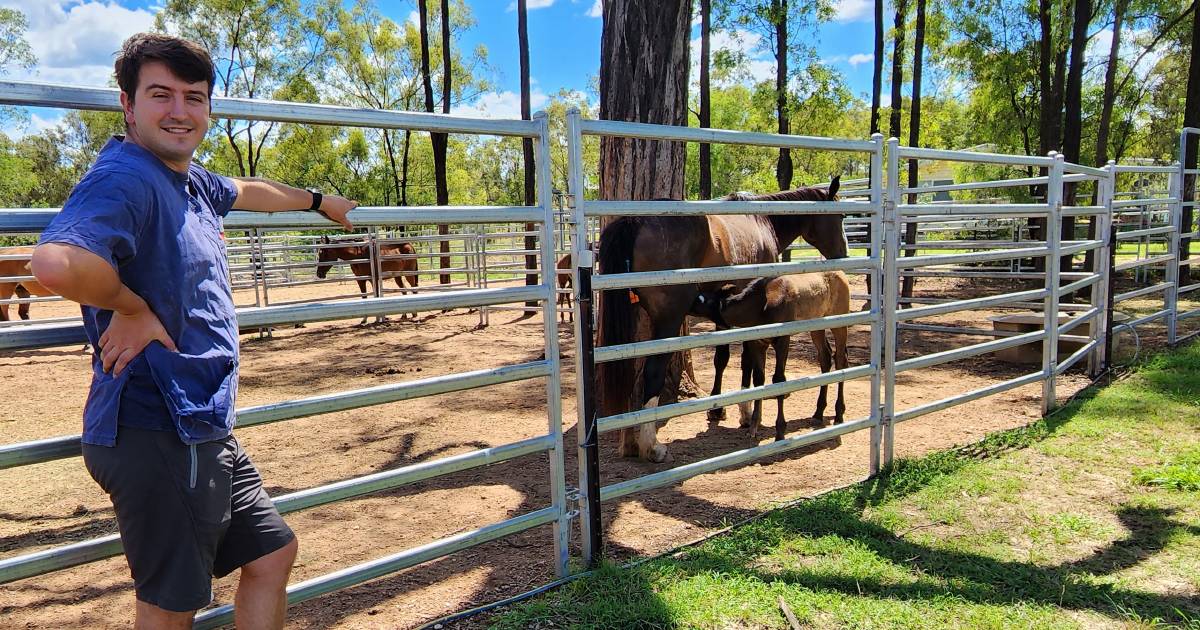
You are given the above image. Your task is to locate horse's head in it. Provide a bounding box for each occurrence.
[316,235,334,279]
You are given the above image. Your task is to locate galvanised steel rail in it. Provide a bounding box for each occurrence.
[0,80,539,137]
[0,86,573,621]
[0,285,547,351]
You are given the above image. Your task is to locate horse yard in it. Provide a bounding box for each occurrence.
[1,272,1142,629]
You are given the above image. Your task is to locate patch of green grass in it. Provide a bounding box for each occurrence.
[491,343,1200,629]
[1133,447,1200,491]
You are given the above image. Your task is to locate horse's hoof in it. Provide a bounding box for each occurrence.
[737,402,754,427]
[808,415,826,428]
[646,444,671,463]
[706,408,726,423]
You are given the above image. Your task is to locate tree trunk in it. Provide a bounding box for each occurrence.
[901,0,925,300]
[1094,0,1124,167]
[888,0,906,141]
[436,0,452,284]
[400,129,411,206]
[418,0,443,280]
[871,0,883,136]
[699,0,712,200]
[1061,0,1090,280]
[1182,0,1200,281]
[598,0,694,415]
[1089,0,1124,275]
[775,0,792,192]
[519,0,538,307]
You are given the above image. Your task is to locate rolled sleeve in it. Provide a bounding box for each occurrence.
[38,169,143,270]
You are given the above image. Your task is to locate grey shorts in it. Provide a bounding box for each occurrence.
[83,427,295,612]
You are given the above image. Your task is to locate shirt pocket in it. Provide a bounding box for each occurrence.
[143,342,238,444]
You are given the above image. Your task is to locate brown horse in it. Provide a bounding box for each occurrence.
[597,180,847,462]
[556,253,573,322]
[316,237,419,322]
[694,271,851,442]
[1,248,55,321]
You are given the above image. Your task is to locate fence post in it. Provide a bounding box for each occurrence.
[566,107,603,566]
[1166,161,1182,345]
[882,137,901,468]
[1090,163,1115,376]
[868,133,885,477]
[1042,153,1064,415]
[532,111,571,579]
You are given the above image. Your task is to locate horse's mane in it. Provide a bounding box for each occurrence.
[722,276,770,306]
[723,187,829,202]
[723,178,840,202]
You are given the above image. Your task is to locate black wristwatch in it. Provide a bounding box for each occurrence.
[307,188,323,212]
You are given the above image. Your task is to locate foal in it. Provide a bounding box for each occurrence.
[696,271,851,441]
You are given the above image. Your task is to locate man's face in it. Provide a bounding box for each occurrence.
[120,60,210,171]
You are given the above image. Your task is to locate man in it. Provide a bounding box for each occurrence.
[31,33,355,630]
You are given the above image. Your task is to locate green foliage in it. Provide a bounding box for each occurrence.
[1133,447,1200,491]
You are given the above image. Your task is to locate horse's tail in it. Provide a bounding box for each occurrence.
[596,217,643,415]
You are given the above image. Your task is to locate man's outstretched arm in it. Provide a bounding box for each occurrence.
[231,178,357,230]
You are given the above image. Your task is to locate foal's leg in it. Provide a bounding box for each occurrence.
[707,342,730,423]
[832,327,849,424]
[356,279,371,325]
[0,283,13,321]
[748,342,767,438]
[16,285,31,320]
[772,336,790,442]
[737,342,755,428]
[809,330,833,427]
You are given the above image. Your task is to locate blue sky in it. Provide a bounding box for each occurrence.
[0,0,893,133]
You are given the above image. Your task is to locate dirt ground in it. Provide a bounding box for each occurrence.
[0,272,1190,629]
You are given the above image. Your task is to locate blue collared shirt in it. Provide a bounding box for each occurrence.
[39,137,240,447]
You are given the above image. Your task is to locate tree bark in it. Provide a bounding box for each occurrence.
[436,0,452,284]
[888,0,906,141]
[901,0,925,299]
[1061,0,1091,280]
[775,0,792,192]
[598,0,694,414]
[1094,0,1124,168]
[871,0,884,136]
[598,1,690,202]
[519,0,538,306]
[699,0,712,200]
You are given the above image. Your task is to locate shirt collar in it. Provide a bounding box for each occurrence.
[101,136,191,185]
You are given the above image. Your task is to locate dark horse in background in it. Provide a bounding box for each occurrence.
[597,179,847,462]
[316,236,420,322]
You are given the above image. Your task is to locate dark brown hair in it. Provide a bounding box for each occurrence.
[114,33,216,103]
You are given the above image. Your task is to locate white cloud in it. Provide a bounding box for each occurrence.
[2,0,156,85]
[586,0,602,18]
[454,89,550,119]
[407,10,420,28]
[834,0,873,23]
[848,53,873,67]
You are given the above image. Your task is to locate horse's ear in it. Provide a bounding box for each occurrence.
[828,175,840,198]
